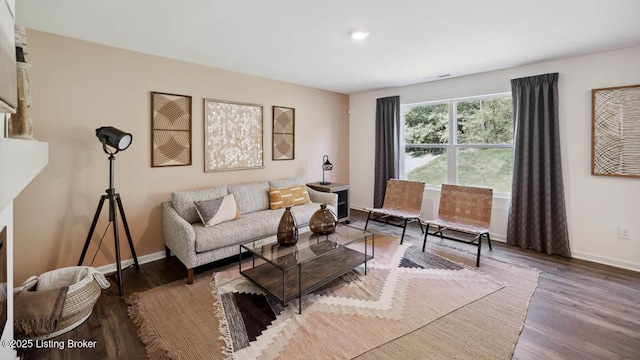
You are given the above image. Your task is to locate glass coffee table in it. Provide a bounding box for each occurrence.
[239,225,374,314]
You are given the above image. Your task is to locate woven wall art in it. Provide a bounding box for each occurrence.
[151,92,192,167]
[592,84,640,178]
[204,99,264,172]
[272,106,295,160]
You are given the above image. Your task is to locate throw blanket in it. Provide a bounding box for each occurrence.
[14,286,68,338]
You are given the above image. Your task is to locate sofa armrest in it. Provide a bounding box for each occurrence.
[307,187,338,209]
[162,201,197,268]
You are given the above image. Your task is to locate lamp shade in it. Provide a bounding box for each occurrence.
[96,126,132,152]
[320,155,333,185]
[322,155,333,171]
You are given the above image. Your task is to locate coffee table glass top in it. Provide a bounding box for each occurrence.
[241,225,373,270]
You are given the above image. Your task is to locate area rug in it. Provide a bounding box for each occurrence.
[128,234,540,360]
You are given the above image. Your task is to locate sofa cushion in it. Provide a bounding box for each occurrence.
[172,186,228,224]
[194,194,242,227]
[227,181,270,214]
[289,202,322,227]
[194,209,282,252]
[291,185,312,205]
[269,187,294,209]
[269,185,311,209]
[269,177,306,188]
[194,202,324,253]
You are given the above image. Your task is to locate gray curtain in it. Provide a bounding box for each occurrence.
[507,73,571,257]
[373,96,401,208]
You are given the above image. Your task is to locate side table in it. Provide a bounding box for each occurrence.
[306,182,350,223]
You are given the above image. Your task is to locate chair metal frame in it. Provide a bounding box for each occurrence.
[422,184,493,267]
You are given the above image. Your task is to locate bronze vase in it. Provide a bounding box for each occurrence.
[309,203,338,235]
[277,207,298,246]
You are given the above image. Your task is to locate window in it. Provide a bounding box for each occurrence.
[401,94,514,194]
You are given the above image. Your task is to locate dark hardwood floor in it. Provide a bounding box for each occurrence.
[19,210,640,359]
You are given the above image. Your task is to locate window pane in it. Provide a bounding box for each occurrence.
[456,98,513,144]
[457,148,513,194]
[405,147,447,187]
[404,103,449,145]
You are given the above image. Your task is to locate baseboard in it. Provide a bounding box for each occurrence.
[95,250,166,275]
[489,234,506,242]
[571,250,640,273]
[350,204,368,212]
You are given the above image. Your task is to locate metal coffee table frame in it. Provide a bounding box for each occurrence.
[239,225,374,314]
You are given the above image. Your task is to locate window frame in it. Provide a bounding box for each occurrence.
[400,92,513,196]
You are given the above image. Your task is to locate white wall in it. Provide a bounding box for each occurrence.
[6,0,13,16]
[0,203,17,360]
[0,139,48,213]
[349,46,640,271]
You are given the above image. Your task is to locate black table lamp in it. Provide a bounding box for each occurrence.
[320,155,333,185]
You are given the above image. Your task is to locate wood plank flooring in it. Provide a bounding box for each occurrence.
[19,210,640,359]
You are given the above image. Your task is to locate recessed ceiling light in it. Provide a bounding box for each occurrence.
[349,29,370,40]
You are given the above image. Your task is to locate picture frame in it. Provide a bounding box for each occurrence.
[592,84,640,178]
[272,106,295,160]
[151,92,192,167]
[204,98,264,172]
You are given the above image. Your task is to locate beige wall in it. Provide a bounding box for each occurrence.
[13,30,349,283]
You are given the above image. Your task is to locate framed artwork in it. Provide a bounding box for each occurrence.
[204,98,264,172]
[272,106,295,160]
[592,84,640,178]
[151,92,192,167]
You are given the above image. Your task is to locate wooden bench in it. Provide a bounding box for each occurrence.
[422,184,493,266]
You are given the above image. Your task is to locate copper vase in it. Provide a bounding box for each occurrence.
[277,207,298,246]
[309,203,338,235]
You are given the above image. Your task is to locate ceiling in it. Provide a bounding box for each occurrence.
[15,0,640,94]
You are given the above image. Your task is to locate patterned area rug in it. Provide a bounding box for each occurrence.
[127,232,540,360]
[213,236,505,359]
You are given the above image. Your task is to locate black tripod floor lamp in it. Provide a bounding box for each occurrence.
[78,126,139,295]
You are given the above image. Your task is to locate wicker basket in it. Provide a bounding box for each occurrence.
[21,266,110,339]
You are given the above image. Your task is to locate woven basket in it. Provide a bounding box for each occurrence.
[21,266,110,339]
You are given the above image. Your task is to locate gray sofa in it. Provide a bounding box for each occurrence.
[162,177,338,283]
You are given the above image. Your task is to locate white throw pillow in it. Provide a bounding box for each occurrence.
[194,194,241,227]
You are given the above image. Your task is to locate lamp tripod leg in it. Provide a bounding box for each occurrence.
[111,195,124,295]
[78,195,107,266]
[78,193,138,295]
[82,148,137,296]
[116,195,139,269]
